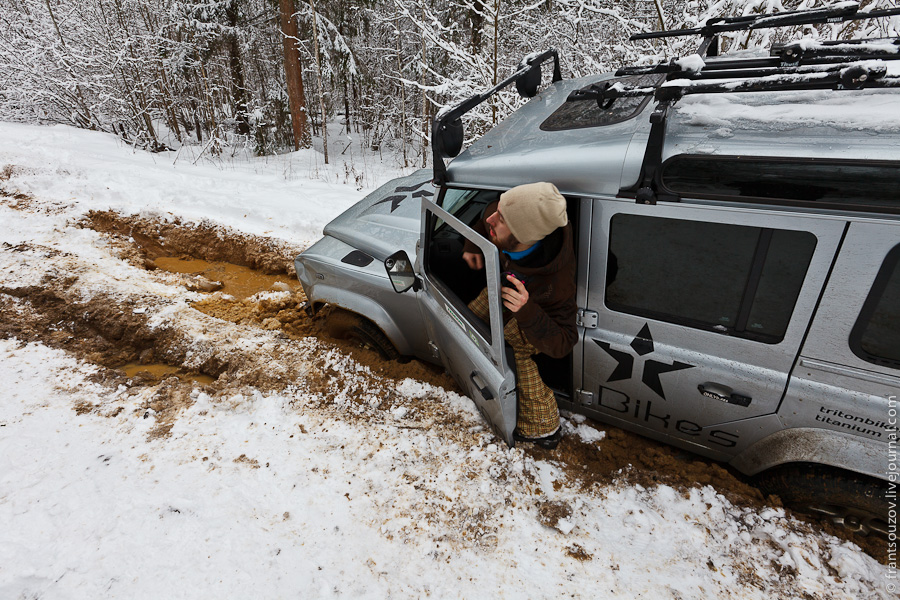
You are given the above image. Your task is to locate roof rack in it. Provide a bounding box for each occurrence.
[566,3,900,205]
[430,49,562,187]
[631,3,900,47]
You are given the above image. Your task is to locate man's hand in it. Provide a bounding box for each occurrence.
[462,251,484,270]
[502,274,529,313]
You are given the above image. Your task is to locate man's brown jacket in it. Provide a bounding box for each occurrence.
[464,201,578,359]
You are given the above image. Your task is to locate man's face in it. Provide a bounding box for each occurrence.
[485,208,518,251]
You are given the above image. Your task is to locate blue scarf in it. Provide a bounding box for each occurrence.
[502,240,541,261]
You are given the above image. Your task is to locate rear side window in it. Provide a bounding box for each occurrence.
[851,245,900,369]
[540,74,663,131]
[662,156,900,212]
[606,214,817,343]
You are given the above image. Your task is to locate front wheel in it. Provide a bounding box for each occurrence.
[755,463,889,538]
[323,308,400,361]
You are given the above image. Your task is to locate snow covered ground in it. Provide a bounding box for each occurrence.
[0,122,894,599]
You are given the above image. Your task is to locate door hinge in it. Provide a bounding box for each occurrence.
[576,389,594,406]
[576,309,599,329]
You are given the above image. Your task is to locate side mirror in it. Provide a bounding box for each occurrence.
[384,250,419,293]
[435,117,464,158]
[516,64,541,98]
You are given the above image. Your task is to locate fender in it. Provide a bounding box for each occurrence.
[729,427,887,481]
[306,283,415,356]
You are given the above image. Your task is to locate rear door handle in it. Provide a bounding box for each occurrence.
[698,383,751,407]
[470,371,494,400]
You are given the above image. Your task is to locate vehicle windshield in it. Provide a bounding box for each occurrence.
[441,187,481,215]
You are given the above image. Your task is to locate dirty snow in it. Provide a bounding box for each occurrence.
[0,123,895,599]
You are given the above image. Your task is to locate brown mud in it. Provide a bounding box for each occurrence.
[120,362,217,385]
[84,209,300,276]
[152,256,296,299]
[0,206,887,563]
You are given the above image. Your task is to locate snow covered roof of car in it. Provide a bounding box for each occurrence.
[445,72,900,200]
[436,5,900,211]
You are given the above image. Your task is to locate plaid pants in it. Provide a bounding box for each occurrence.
[469,288,560,438]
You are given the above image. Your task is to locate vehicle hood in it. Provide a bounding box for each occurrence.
[323,169,434,261]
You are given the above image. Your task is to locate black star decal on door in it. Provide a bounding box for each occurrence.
[594,323,694,400]
[596,342,633,382]
[642,359,692,400]
[631,323,654,356]
[373,180,434,213]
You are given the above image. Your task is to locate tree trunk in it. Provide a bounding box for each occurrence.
[158,68,182,143]
[420,2,428,168]
[395,24,407,167]
[492,0,500,125]
[470,0,485,54]
[279,0,310,150]
[309,0,328,164]
[225,1,250,136]
[343,79,350,136]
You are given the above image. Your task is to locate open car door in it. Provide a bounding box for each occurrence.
[415,197,518,446]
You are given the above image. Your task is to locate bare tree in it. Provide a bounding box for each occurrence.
[308,0,328,163]
[279,0,311,149]
[3,0,890,159]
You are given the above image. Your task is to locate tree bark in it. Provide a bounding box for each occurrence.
[279,0,310,150]
[420,2,428,168]
[225,1,250,136]
[470,0,485,54]
[309,0,328,164]
[492,0,500,125]
[395,23,407,167]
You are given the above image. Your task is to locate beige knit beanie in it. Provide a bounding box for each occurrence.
[498,182,568,245]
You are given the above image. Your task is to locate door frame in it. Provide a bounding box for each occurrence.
[417,196,518,445]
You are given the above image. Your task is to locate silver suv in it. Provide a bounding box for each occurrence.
[296,5,900,537]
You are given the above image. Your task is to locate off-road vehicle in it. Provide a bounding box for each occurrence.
[296,4,900,536]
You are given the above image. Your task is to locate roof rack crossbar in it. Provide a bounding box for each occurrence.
[630,3,900,41]
[430,48,562,187]
[609,5,900,206]
[611,61,898,205]
[570,62,898,106]
[617,40,900,77]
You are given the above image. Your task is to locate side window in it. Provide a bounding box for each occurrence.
[425,189,499,341]
[851,244,900,369]
[605,214,817,343]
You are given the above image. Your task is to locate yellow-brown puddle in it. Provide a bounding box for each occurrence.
[120,362,216,385]
[154,256,297,300]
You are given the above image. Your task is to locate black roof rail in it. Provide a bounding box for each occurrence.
[565,4,900,205]
[618,38,900,75]
[431,48,562,187]
[631,3,900,43]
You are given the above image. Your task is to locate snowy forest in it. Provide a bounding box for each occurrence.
[1,0,898,165]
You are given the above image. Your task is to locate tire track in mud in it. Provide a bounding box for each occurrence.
[0,203,888,563]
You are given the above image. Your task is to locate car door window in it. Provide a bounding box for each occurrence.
[605,214,816,343]
[851,244,900,369]
[427,188,500,316]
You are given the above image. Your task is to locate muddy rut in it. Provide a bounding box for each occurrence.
[0,204,887,562]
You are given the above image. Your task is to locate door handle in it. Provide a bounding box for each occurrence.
[698,383,751,407]
[470,371,494,400]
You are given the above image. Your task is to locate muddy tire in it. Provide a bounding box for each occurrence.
[755,463,889,538]
[324,309,400,360]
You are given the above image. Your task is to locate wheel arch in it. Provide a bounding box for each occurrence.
[307,284,413,356]
[729,427,887,481]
